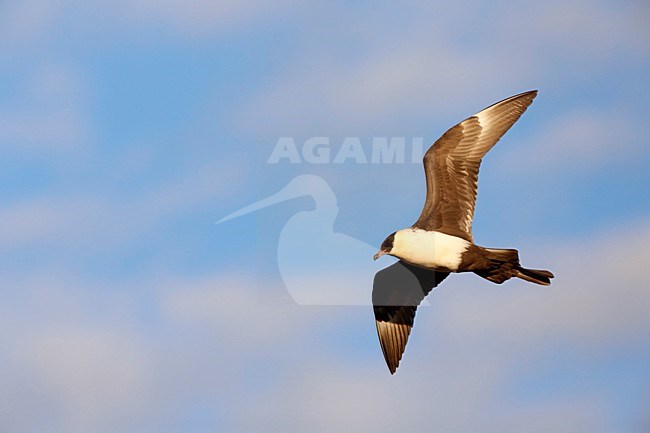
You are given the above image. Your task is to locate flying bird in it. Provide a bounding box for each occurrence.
[373,90,554,374]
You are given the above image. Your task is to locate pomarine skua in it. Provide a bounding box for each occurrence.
[373,90,554,374]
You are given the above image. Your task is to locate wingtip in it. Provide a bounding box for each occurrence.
[502,89,538,104]
[471,89,539,120]
[513,89,538,100]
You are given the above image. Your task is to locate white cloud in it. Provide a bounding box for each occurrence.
[0,0,305,44]
[1,218,647,432]
[119,0,304,37]
[160,220,649,432]
[227,356,608,433]
[493,108,643,174]
[0,0,58,52]
[163,275,305,350]
[506,0,650,56]
[0,274,154,433]
[0,197,103,246]
[232,0,649,144]
[0,156,243,251]
[24,329,151,433]
[440,220,650,345]
[235,36,536,137]
[0,64,91,154]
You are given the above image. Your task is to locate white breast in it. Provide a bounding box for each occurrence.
[392,229,470,271]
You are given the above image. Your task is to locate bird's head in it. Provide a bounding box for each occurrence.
[373,232,396,260]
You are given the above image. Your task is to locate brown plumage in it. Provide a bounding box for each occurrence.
[414,90,537,241]
[373,90,554,374]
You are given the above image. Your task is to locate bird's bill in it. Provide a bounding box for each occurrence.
[373,250,386,261]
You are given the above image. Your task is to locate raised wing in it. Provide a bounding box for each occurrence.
[372,260,449,374]
[413,90,538,241]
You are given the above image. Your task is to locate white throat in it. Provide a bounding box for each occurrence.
[390,229,470,271]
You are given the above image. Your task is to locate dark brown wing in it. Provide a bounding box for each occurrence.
[372,260,449,374]
[413,90,538,241]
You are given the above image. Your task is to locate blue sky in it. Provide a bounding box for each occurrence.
[1,1,649,432]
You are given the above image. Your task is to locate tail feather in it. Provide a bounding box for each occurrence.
[515,267,554,286]
[483,248,519,262]
[477,248,554,286]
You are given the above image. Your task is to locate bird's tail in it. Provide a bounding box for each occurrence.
[475,248,554,286]
[514,267,554,286]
